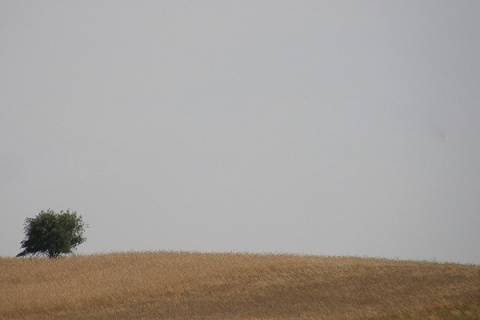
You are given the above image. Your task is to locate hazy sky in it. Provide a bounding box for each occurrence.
[1,1,479,264]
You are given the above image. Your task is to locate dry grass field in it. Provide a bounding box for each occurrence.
[1,252,479,320]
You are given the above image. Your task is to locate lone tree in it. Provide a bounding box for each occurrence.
[17,209,87,258]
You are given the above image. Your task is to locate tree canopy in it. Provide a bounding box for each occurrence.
[17,209,87,258]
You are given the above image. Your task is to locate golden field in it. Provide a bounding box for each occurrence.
[1,252,479,319]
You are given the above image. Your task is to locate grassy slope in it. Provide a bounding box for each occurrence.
[1,252,479,320]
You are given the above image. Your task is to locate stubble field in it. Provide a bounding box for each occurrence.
[1,252,479,319]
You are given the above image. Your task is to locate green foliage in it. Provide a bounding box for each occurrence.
[17,209,87,259]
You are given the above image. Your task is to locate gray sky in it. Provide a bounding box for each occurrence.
[1,1,480,264]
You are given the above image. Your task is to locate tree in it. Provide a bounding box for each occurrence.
[17,209,87,258]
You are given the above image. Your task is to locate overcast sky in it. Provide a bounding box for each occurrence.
[1,1,479,264]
